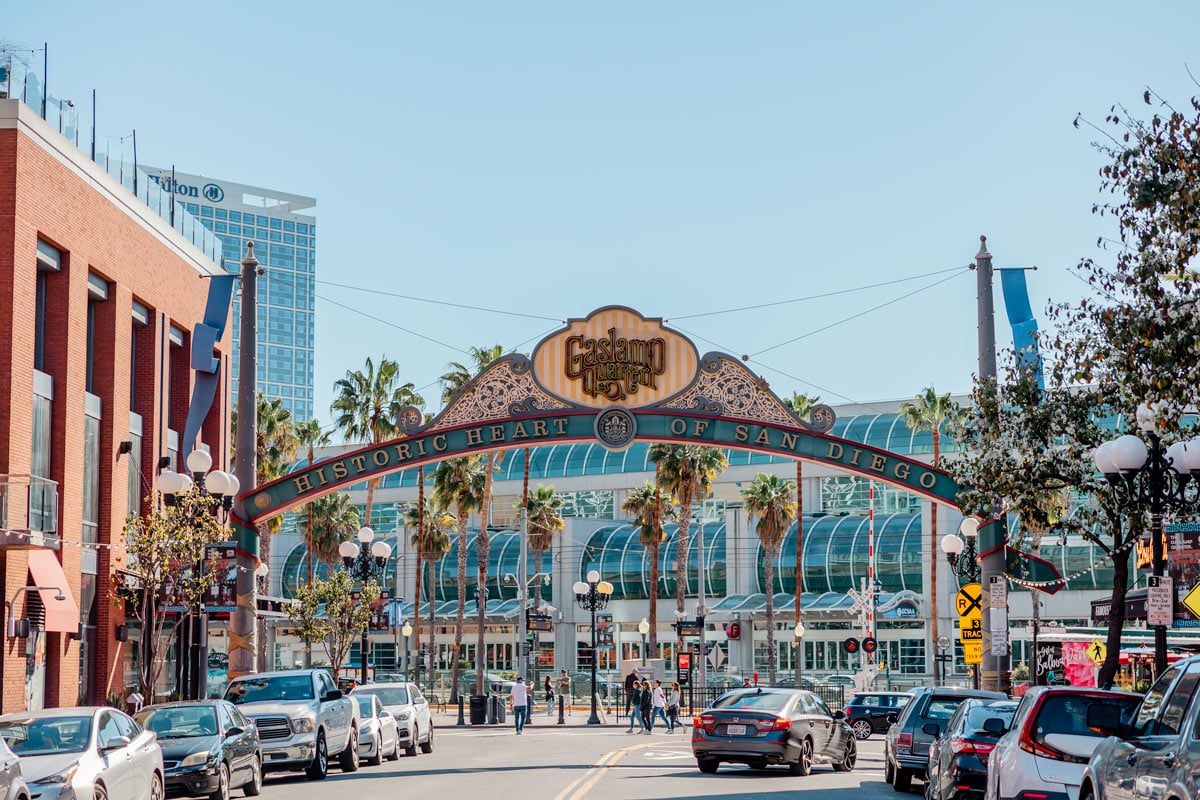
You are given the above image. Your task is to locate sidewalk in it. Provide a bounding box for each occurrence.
[430,703,689,732]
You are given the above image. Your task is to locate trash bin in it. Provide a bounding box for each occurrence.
[469,694,488,725]
[494,694,506,724]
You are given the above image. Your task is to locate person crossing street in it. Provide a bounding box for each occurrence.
[511,677,529,734]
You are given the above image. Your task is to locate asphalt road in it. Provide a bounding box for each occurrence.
[248,719,903,800]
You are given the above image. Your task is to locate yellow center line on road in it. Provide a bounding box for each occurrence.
[552,739,666,800]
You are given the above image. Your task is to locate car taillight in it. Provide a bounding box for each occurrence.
[897,732,912,752]
[844,706,853,717]
[756,718,792,731]
[952,739,995,756]
[695,716,716,732]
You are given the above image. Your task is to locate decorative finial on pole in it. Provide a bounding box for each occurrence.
[243,241,258,269]
[977,235,989,259]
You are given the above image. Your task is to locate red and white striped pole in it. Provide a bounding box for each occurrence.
[868,484,876,639]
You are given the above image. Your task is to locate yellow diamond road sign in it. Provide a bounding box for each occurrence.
[1183,583,1200,620]
[1088,638,1107,666]
[956,583,983,618]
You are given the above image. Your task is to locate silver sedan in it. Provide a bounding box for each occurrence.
[355,694,398,765]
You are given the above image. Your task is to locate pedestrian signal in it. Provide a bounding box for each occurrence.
[862,637,878,654]
[843,637,860,654]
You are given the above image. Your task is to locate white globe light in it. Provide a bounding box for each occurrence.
[186,449,213,475]
[572,581,589,595]
[402,623,413,637]
[226,474,241,495]
[177,473,194,493]
[357,526,375,543]
[794,622,806,639]
[941,533,965,556]
[1183,438,1200,471]
[586,569,600,583]
[597,581,614,595]
[1093,442,1116,475]
[1110,434,1149,472]
[959,517,980,539]
[1166,442,1190,475]
[205,470,232,496]
[371,540,392,559]
[158,471,183,495]
[255,561,270,577]
[638,617,650,635]
[339,540,359,559]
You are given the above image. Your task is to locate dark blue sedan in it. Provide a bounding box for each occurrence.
[137,700,262,799]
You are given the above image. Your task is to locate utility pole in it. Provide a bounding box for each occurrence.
[518,508,529,681]
[230,242,259,679]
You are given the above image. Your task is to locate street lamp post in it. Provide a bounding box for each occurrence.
[402,623,413,679]
[793,622,805,688]
[1095,408,1200,677]
[340,526,393,685]
[574,571,613,726]
[942,518,982,689]
[638,617,650,666]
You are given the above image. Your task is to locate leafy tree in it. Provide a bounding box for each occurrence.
[431,456,486,702]
[622,481,677,653]
[649,445,728,624]
[782,393,821,631]
[740,472,797,684]
[285,569,381,675]
[524,485,565,602]
[331,356,424,526]
[119,488,228,695]
[442,345,505,695]
[900,386,964,682]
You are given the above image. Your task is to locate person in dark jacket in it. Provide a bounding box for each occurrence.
[638,680,654,734]
[626,681,645,733]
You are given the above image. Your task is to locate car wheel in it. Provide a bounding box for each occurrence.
[387,733,400,761]
[697,758,719,774]
[94,783,108,800]
[420,725,434,754]
[209,763,230,800]
[834,737,857,772]
[151,773,164,800]
[243,756,263,796]
[789,738,814,776]
[894,768,913,792]
[406,725,419,757]
[306,731,328,780]
[367,737,383,767]
[885,757,895,784]
[852,720,873,740]
[339,727,360,772]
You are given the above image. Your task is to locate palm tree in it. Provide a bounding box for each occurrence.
[442,345,505,696]
[648,445,729,625]
[525,485,565,602]
[296,492,359,667]
[330,356,424,526]
[295,418,332,590]
[432,455,486,703]
[741,472,797,684]
[406,491,452,690]
[622,482,676,654]
[782,393,821,637]
[900,386,963,683]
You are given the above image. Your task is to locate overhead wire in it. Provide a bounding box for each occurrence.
[317,279,561,322]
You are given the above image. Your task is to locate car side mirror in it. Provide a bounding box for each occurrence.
[922,722,941,737]
[1086,703,1127,738]
[833,710,846,720]
[322,689,343,702]
[981,717,1006,736]
[226,726,244,737]
[101,735,132,753]
[380,710,391,718]
[415,697,427,705]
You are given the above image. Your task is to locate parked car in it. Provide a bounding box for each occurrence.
[822,675,858,688]
[1078,657,1200,800]
[355,694,399,765]
[0,736,28,800]
[691,687,857,775]
[926,699,1017,800]
[353,681,434,756]
[224,669,358,780]
[844,691,913,739]
[885,686,1008,792]
[136,699,262,800]
[986,687,1141,800]
[0,706,164,800]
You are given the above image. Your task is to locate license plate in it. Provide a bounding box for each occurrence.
[726,724,747,736]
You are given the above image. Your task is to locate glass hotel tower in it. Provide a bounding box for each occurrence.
[141,167,317,422]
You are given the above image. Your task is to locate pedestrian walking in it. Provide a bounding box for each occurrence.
[624,670,637,721]
[626,681,644,733]
[667,682,682,733]
[639,680,653,734]
[544,675,555,716]
[650,680,669,732]
[511,677,529,734]
[557,670,572,716]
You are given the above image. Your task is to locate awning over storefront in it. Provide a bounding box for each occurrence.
[27,549,80,633]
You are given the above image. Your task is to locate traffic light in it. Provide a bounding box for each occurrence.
[862,636,878,654]
[843,637,860,654]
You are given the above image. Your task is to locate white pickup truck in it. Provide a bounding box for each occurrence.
[224,669,359,780]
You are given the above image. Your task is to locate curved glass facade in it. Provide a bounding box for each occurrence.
[578,522,728,599]
[766,513,926,595]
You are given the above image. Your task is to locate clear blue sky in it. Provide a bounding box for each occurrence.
[9,3,1200,428]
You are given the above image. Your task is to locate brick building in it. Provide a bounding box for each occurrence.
[0,98,232,711]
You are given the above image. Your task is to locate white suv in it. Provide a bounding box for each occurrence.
[985,687,1140,800]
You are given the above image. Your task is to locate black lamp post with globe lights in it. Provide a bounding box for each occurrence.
[1094,403,1200,677]
[339,526,393,685]
[941,517,982,583]
[573,570,613,726]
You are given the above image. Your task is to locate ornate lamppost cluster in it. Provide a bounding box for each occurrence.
[1094,403,1200,676]
[340,526,393,684]
[573,570,613,725]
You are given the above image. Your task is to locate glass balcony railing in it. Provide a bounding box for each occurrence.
[0,474,59,534]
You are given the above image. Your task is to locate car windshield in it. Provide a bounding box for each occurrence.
[359,687,410,706]
[1034,694,1141,740]
[135,706,219,739]
[225,675,314,704]
[355,697,375,716]
[925,698,967,721]
[713,691,791,712]
[0,716,92,756]
[965,704,1016,735]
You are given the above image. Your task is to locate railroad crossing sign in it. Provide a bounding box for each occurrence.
[955,583,983,617]
[1182,582,1200,620]
[1088,638,1107,666]
[846,587,871,615]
